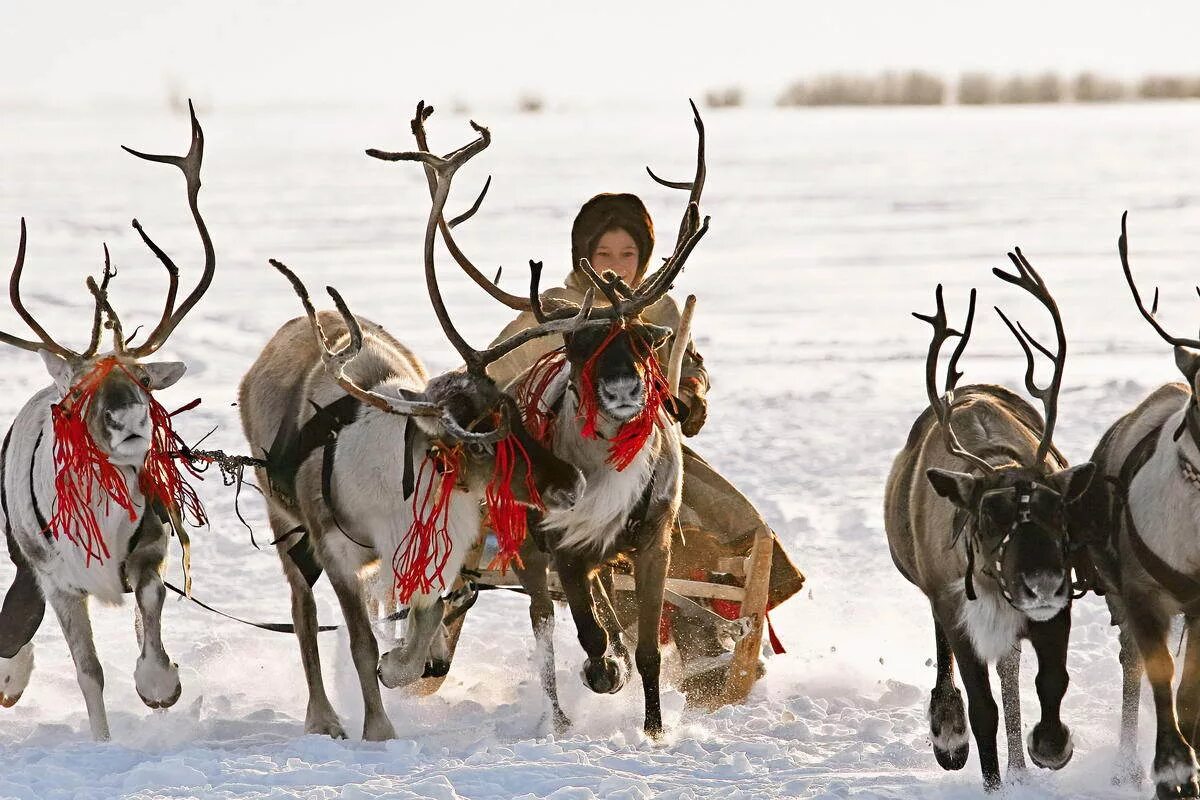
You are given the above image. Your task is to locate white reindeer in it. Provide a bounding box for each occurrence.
[0,104,215,740]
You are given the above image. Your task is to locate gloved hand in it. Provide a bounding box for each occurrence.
[679,378,708,437]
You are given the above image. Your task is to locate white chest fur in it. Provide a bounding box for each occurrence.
[946,582,1026,663]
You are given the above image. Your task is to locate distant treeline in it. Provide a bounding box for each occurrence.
[704,72,1200,109]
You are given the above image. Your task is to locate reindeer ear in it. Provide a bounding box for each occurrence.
[1049,462,1096,503]
[926,468,978,509]
[40,351,74,394]
[643,324,673,350]
[1175,346,1200,387]
[143,361,187,390]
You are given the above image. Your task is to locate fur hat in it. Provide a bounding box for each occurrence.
[570,193,655,282]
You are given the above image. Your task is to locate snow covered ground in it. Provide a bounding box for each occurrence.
[3,101,1200,798]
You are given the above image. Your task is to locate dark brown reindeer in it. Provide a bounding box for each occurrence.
[239,119,591,741]
[0,105,215,740]
[1072,213,1200,799]
[884,255,1094,791]
[369,100,706,737]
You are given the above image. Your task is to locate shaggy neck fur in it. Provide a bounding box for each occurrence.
[1128,409,1200,577]
[539,369,662,556]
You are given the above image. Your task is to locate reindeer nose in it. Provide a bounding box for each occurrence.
[599,378,644,409]
[1021,571,1068,600]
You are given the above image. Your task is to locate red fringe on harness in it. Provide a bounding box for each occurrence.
[484,433,542,573]
[393,445,460,604]
[47,358,206,567]
[49,358,131,566]
[515,346,569,447]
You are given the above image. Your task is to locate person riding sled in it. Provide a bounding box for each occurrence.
[486,192,805,701]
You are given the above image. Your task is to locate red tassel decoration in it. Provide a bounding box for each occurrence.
[576,323,625,441]
[484,433,541,573]
[138,393,208,528]
[393,446,460,604]
[604,333,669,471]
[515,346,569,446]
[48,358,131,566]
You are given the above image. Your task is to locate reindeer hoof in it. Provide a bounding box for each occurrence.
[1028,722,1073,770]
[422,658,451,678]
[0,643,34,708]
[929,685,968,771]
[135,658,181,709]
[1154,743,1200,799]
[581,655,627,695]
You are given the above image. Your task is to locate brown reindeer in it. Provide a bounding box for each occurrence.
[1071,213,1200,798]
[238,117,592,741]
[884,255,1094,791]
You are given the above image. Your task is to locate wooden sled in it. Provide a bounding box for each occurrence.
[413,525,776,709]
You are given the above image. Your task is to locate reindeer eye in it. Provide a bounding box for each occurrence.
[140,376,152,388]
[980,490,1017,526]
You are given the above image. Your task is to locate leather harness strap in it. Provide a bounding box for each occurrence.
[1116,419,1200,614]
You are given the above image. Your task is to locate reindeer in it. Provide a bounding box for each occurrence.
[1070,213,1200,799]
[239,117,592,742]
[883,255,1095,791]
[0,105,215,740]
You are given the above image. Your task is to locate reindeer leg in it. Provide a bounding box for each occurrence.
[277,519,345,739]
[556,555,626,695]
[48,590,108,741]
[125,518,180,710]
[928,612,969,770]
[1128,599,1198,798]
[936,599,1002,791]
[512,541,571,734]
[321,554,395,741]
[1115,618,1147,785]
[592,568,632,673]
[1026,610,1073,771]
[997,643,1026,774]
[0,545,43,707]
[633,535,670,739]
[1177,617,1200,758]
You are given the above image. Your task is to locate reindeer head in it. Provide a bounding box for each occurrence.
[915,253,1094,621]
[4,103,212,469]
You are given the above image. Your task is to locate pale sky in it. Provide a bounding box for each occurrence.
[4,1,1200,110]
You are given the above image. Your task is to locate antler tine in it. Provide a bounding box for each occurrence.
[448,175,491,229]
[577,257,625,308]
[992,248,1067,465]
[268,259,442,418]
[622,209,711,317]
[83,244,118,357]
[396,102,531,311]
[529,260,549,324]
[8,218,77,359]
[127,218,180,353]
[478,287,596,367]
[124,101,215,357]
[646,98,706,251]
[913,285,995,474]
[1118,210,1200,349]
[85,274,125,353]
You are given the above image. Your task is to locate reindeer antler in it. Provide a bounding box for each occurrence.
[1118,210,1200,350]
[268,259,443,418]
[992,248,1067,466]
[367,115,594,376]
[121,100,215,357]
[583,100,711,321]
[913,285,995,474]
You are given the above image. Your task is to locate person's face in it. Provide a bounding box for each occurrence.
[590,228,640,286]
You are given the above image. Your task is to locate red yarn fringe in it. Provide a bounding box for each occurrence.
[393,446,460,604]
[484,433,542,573]
[47,358,206,567]
[515,346,568,446]
[49,358,130,566]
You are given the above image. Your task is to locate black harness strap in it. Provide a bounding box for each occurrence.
[164,580,338,633]
[28,431,48,537]
[1116,421,1200,613]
